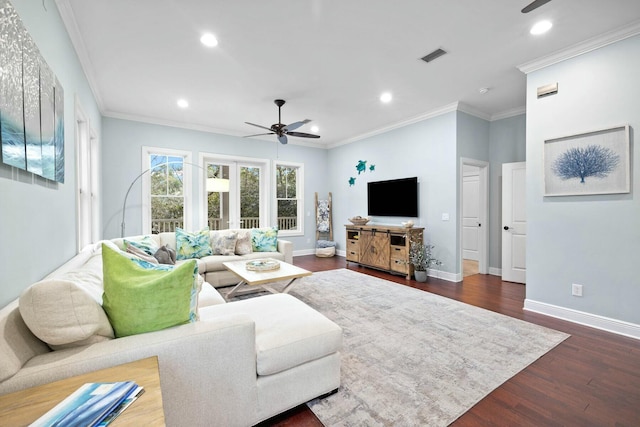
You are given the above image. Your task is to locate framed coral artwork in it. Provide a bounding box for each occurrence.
[543,125,630,196]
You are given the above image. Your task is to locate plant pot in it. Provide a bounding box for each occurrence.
[414,270,428,282]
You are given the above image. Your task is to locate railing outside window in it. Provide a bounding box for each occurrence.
[152,217,297,233]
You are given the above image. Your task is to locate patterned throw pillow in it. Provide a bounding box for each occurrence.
[126,244,159,264]
[175,227,213,260]
[211,231,238,255]
[102,243,199,337]
[251,227,278,252]
[124,236,159,256]
[235,230,253,255]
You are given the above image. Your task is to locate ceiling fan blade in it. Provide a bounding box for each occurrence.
[277,134,288,145]
[245,122,274,132]
[286,131,320,139]
[283,119,311,132]
[521,0,552,13]
[243,132,275,138]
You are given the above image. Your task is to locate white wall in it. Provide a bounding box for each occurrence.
[328,111,458,276]
[0,0,101,307]
[525,34,640,329]
[101,117,328,252]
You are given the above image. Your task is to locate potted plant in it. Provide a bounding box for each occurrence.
[409,242,442,282]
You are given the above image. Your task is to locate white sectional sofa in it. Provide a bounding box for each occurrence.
[110,228,294,288]
[0,233,342,426]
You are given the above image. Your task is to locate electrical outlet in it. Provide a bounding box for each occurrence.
[572,283,583,297]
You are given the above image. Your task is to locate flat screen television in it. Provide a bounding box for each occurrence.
[367,177,418,217]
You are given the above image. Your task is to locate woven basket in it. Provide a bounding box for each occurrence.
[316,247,336,257]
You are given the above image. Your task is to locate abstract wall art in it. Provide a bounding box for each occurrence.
[544,125,630,196]
[0,0,64,183]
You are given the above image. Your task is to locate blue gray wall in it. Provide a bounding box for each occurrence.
[327,112,459,277]
[0,1,101,307]
[101,117,328,252]
[525,34,640,325]
[489,114,526,270]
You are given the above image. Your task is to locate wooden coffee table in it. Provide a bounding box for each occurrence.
[0,357,165,426]
[223,259,311,300]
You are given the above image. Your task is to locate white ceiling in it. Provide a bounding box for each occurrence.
[55,0,640,147]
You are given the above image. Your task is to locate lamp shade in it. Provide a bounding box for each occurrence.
[206,178,230,192]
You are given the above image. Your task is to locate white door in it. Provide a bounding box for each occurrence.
[204,158,267,230]
[462,173,480,261]
[502,162,526,283]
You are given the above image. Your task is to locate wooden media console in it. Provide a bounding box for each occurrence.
[345,224,424,279]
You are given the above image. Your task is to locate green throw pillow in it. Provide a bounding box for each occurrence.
[101,243,197,338]
[176,227,213,260]
[251,227,278,252]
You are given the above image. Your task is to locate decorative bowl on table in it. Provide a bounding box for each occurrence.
[348,216,370,226]
[245,259,281,271]
[401,221,414,228]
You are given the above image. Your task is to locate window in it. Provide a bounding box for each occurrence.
[142,147,192,234]
[275,162,303,235]
[75,102,99,250]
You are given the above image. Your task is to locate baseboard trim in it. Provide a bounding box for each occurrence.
[524,299,640,340]
[488,267,502,276]
[293,249,317,257]
[428,269,460,283]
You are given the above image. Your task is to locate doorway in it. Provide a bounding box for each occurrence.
[459,158,488,277]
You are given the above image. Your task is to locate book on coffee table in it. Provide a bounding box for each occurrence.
[30,381,143,427]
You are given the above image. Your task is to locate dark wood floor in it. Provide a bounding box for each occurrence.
[258,256,640,427]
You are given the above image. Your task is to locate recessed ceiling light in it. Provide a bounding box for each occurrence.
[530,20,552,35]
[380,92,392,103]
[478,87,490,94]
[177,99,189,109]
[311,125,319,133]
[200,33,218,47]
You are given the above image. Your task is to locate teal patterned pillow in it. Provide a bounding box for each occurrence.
[251,227,278,252]
[176,227,213,260]
[124,236,159,256]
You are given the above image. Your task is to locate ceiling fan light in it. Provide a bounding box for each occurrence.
[530,20,552,35]
[311,125,319,133]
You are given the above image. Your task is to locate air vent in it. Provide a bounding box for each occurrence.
[421,48,447,63]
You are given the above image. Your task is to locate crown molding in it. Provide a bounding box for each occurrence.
[103,111,327,149]
[518,19,640,74]
[54,0,104,111]
[457,102,492,121]
[490,106,526,121]
[330,102,461,148]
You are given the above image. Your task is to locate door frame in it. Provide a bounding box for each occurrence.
[458,158,489,275]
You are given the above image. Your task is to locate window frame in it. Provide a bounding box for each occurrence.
[274,161,304,237]
[142,146,193,234]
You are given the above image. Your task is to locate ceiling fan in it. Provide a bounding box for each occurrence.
[244,99,320,145]
[522,0,552,13]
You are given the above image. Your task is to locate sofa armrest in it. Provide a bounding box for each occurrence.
[277,239,293,264]
[3,315,258,427]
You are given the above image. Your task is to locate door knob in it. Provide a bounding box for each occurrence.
[503,226,510,230]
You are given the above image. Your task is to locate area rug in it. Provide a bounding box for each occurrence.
[283,269,569,426]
